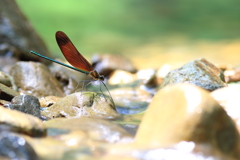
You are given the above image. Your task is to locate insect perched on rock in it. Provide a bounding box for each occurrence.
[29,31,113,102]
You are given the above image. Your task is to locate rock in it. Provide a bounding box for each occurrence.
[110,88,152,115]
[0,52,18,73]
[137,69,158,94]
[91,54,137,78]
[160,58,227,91]
[0,106,46,137]
[102,142,233,160]
[45,117,134,144]
[0,0,51,64]
[0,71,12,87]
[41,92,118,119]
[50,64,84,95]
[113,114,143,136]
[108,70,138,85]
[108,69,157,95]
[156,64,173,84]
[211,85,240,132]
[224,67,240,83]
[0,99,9,107]
[4,95,41,118]
[9,62,65,97]
[0,131,38,160]
[0,83,19,101]
[135,84,240,159]
[39,96,62,108]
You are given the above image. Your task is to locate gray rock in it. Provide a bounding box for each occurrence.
[160,58,227,91]
[0,0,51,64]
[0,131,38,160]
[5,95,41,118]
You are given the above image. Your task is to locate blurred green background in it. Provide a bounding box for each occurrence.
[16,0,240,66]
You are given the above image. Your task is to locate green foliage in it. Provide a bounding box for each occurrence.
[16,0,240,57]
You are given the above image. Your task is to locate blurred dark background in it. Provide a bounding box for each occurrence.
[16,0,240,68]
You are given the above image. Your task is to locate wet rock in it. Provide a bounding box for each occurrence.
[160,58,227,91]
[91,54,137,78]
[110,88,152,115]
[0,131,38,160]
[45,117,134,144]
[0,0,51,64]
[135,84,240,159]
[5,95,41,118]
[41,92,118,119]
[9,62,65,97]
[211,85,240,132]
[0,83,19,101]
[39,96,62,108]
[0,106,46,137]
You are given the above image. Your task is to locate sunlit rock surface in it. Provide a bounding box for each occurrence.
[160,58,227,91]
[0,106,46,137]
[39,96,62,108]
[211,85,240,132]
[10,62,65,97]
[41,92,118,119]
[136,83,240,159]
[109,70,138,85]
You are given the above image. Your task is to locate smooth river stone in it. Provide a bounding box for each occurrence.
[135,83,240,159]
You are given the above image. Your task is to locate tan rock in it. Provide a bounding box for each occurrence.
[135,83,240,159]
[41,92,118,119]
[10,62,65,98]
[211,85,240,132]
[45,117,133,143]
[0,106,46,137]
[39,96,62,108]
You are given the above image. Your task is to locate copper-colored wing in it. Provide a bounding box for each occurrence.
[55,31,93,73]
